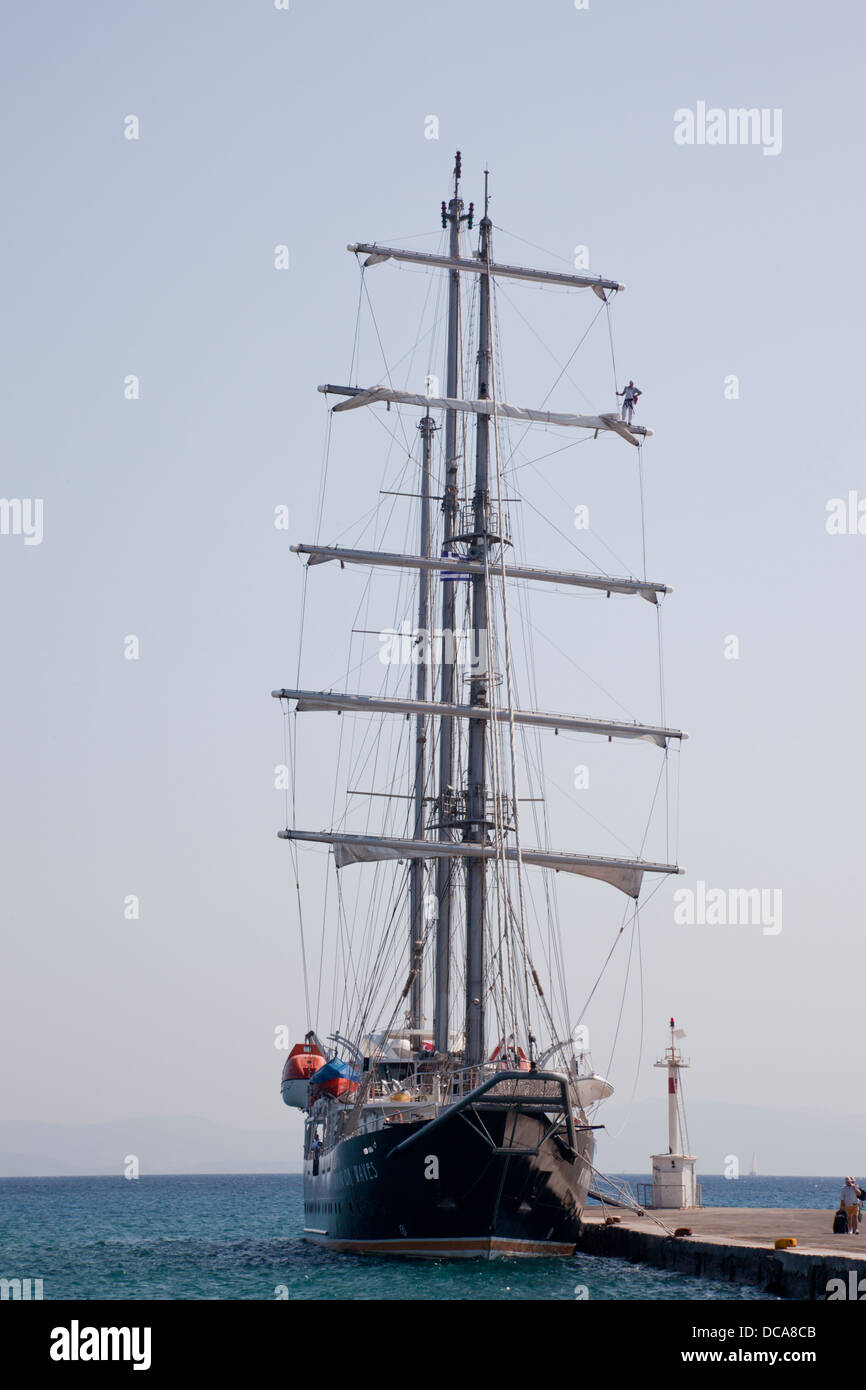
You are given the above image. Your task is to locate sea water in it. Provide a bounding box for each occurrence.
[0,1174,838,1301]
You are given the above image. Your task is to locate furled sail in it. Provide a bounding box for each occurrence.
[319,383,651,445]
[278,829,684,900]
[290,542,669,603]
[347,242,624,299]
[273,687,686,749]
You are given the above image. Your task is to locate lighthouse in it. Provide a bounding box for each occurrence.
[650,1017,699,1209]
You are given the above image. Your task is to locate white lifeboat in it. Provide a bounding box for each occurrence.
[573,1073,614,1106]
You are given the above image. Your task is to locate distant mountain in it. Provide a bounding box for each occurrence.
[0,1116,303,1177]
[0,1098,855,1179]
[596,1098,862,1179]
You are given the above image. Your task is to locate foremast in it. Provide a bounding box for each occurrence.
[464,179,492,1066]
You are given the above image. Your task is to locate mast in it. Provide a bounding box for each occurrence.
[408,414,434,1031]
[433,152,471,1055]
[464,174,492,1066]
[278,162,686,1061]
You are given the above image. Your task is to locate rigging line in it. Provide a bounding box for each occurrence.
[528,618,641,721]
[602,909,637,1079]
[572,868,666,1040]
[356,859,408,1007]
[396,246,442,399]
[319,630,386,974]
[674,742,681,866]
[484,272,524,1043]
[339,727,410,1004]
[332,428,426,547]
[638,754,668,857]
[352,860,405,1033]
[313,408,335,547]
[338,547,418,839]
[602,904,646,1142]
[280,701,312,1024]
[576,747,669,1071]
[354,864,412,1036]
[348,269,365,384]
[315,569,394,1029]
[495,280,601,414]
[490,222,579,268]
[498,296,610,468]
[329,453,418,837]
[572,910,628,1035]
[513,458,638,578]
[510,507,570,1036]
[358,275,414,457]
[488,272,557,1052]
[362,886,439,1069]
[366,228,445,244]
[637,444,648,582]
[605,298,619,395]
[504,434,592,476]
[386,309,448,376]
[584,1156,677,1237]
[584,880,669,1140]
[504,474,620,579]
[517,715,569,1039]
[541,767,639,856]
[656,603,670,861]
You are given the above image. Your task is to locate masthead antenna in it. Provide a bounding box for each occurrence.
[441,150,473,230]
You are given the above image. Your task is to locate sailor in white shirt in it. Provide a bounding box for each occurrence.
[841,1177,860,1233]
[617,380,642,425]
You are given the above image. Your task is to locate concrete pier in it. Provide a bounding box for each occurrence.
[577,1207,866,1300]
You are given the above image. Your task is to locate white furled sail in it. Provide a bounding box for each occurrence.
[320,383,651,445]
[278,828,683,900]
[347,242,624,299]
[290,542,670,603]
[273,687,687,749]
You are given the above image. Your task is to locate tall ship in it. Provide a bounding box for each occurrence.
[274,154,685,1257]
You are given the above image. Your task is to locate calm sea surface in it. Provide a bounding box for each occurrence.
[0,1174,839,1301]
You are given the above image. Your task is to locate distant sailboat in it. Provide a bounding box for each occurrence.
[750,1153,758,1177]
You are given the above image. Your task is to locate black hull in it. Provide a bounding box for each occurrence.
[303,1106,593,1258]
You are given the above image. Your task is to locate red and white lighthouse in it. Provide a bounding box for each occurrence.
[650,1017,699,1209]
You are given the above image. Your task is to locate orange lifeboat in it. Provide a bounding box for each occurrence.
[308,1056,360,1102]
[281,1036,325,1109]
[489,1039,531,1071]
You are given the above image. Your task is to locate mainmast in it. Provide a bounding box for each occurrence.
[433,153,472,1055]
[464,174,492,1067]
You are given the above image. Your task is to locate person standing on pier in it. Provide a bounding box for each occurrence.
[841,1176,860,1233]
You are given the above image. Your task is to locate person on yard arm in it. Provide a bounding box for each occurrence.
[616,380,642,425]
